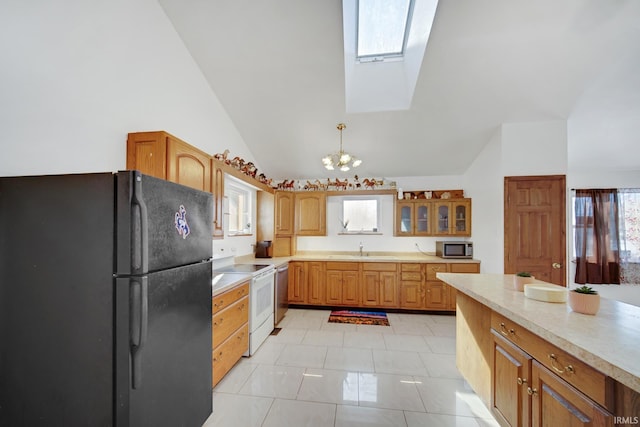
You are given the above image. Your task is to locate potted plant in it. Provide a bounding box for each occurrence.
[513,272,535,291]
[568,285,600,315]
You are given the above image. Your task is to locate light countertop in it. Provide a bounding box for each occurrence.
[438,272,640,393]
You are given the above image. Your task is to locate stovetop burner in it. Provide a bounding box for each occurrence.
[214,264,272,274]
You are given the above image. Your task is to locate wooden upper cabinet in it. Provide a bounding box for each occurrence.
[433,199,471,236]
[275,191,295,236]
[211,161,224,238]
[395,201,432,236]
[127,131,211,193]
[295,192,326,236]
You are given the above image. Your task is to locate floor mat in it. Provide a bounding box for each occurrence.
[328,310,389,326]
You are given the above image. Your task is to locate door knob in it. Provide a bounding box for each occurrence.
[552,263,562,269]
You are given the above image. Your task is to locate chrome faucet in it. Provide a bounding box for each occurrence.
[359,242,364,257]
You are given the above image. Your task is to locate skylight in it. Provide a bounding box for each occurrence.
[357,0,413,60]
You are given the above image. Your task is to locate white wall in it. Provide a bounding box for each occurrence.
[296,174,470,255]
[0,0,254,177]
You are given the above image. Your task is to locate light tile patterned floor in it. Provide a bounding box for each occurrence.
[203,309,499,427]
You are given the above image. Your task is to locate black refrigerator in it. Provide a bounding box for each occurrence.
[0,171,213,427]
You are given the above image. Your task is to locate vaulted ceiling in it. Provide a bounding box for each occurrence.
[158,0,640,180]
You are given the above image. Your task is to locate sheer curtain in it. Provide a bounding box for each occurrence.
[619,189,640,284]
[574,189,621,284]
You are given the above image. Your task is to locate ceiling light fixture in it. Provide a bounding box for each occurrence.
[322,123,362,172]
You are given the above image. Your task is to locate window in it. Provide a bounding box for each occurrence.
[356,0,413,60]
[341,197,380,233]
[226,179,252,236]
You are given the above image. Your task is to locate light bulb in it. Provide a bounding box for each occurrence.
[352,159,362,167]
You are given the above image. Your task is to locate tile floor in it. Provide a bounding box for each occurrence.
[203,309,499,427]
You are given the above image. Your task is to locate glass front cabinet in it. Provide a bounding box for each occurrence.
[395,201,432,236]
[395,198,471,237]
[433,199,471,236]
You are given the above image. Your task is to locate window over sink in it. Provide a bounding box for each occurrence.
[226,177,254,236]
[340,196,381,233]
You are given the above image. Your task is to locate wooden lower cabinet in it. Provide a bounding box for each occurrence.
[361,263,398,308]
[289,260,478,312]
[212,282,249,387]
[307,262,325,305]
[531,361,613,427]
[490,313,614,427]
[288,261,306,303]
[492,330,532,427]
[400,263,424,309]
[326,262,359,306]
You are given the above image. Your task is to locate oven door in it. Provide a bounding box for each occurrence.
[250,269,275,330]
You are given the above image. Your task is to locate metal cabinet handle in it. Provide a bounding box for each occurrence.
[552,262,562,269]
[549,353,574,375]
[500,322,515,337]
[517,377,527,385]
[527,387,538,396]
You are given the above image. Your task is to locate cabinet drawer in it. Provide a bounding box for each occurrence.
[212,323,249,387]
[212,296,249,348]
[362,262,397,272]
[449,263,479,273]
[491,311,612,409]
[425,263,449,280]
[326,262,359,271]
[401,263,421,272]
[401,272,422,281]
[213,282,249,314]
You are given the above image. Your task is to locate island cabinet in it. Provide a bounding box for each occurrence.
[126,131,211,193]
[295,192,326,236]
[491,311,614,427]
[325,262,359,306]
[361,263,398,308]
[212,282,249,387]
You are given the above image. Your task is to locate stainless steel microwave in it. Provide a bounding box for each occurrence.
[436,241,473,259]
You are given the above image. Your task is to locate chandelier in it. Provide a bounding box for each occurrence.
[322,123,362,171]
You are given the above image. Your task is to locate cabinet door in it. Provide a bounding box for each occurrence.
[288,262,306,303]
[275,192,295,236]
[307,262,325,305]
[400,281,423,308]
[379,271,398,307]
[211,162,224,238]
[295,192,326,236]
[414,202,431,235]
[434,202,451,235]
[492,330,532,427]
[167,135,211,192]
[395,202,414,235]
[531,361,613,427]
[126,131,167,179]
[342,271,359,306]
[425,281,448,309]
[451,199,471,236]
[361,271,379,306]
[325,270,343,305]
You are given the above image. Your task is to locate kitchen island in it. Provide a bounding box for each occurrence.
[438,273,640,426]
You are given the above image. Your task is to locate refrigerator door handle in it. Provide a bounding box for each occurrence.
[131,174,149,273]
[130,277,148,389]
